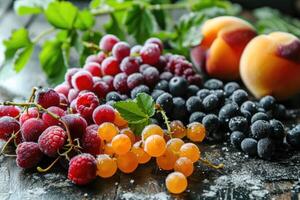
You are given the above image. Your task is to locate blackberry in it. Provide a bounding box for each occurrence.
[202,114,220,135]
[218,103,239,123]
[251,112,269,124]
[186,96,202,113]
[131,85,150,98]
[189,112,206,123]
[269,119,285,140]
[231,89,248,105]
[197,89,211,101]
[172,97,188,121]
[156,93,173,114]
[272,104,287,119]
[229,116,248,132]
[259,95,276,111]
[169,76,188,97]
[106,91,122,102]
[250,120,271,139]
[151,90,164,101]
[257,138,274,160]
[286,125,300,149]
[202,94,219,111]
[230,131,245,149]
[240,101,258,115]
[187,85,200,97]
[241,138,258,156]
[224,82,240,97]
[154,80,169,91]
[204,79,223,90]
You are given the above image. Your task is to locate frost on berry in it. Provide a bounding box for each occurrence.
[37,88,60,109]
[81,127,101,156]
[0,105,21,118]
[21,118,47,142]
[42,106,65,127]
[16,142,43,169]
[38,126,67,157]
[76,92,99,120]
[68,153,97,185]
[61,114,87,139]
[0,116,20,141]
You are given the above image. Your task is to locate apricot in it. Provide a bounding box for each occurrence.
[191,16,257,80]
[240,32,300,100]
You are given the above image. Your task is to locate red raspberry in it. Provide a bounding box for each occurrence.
[0,116,20,141]
[68,153,97,185]
[21,118,47,142]
[42,106,65,127]
[38,126,67,157]
[16,142,43,169]
[76,92,99,120]
[71,70,94,91]
[0,105,21,118]
[83,62,102,77]
[54,83,70,98]
[81,127,101,156]
[65,68,80,87]
[93,81,109,99]
[19,107,39,125]
[37,89,60,109]
[92,105,115,125]
[61,114,87,139]
[99,34,120,52]
[68,88,79,103]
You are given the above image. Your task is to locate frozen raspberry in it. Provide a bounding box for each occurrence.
[21,118,47,142]
[101,57,120,76]
[140,43,161,65]
[19,107,39,125]
[0,116,20,141]
[68,88,79,103]
[83,62,102,77]
[92,105,115,125]
[93,81,109,99]
[37,88,60,109]
[68,153,97,185]
[38,126,67,157]
[99,34,120,52]
[71,70,94,91]
[112,41,130,62]
[42,106,65,127]
[16,142,43,169]
[61,114,87,139]
[81,127,101,156]
[0,105,21,118]
[113,73,128,94]
[54,83,70,98]
[102,75,114,92]
[76,92,99,120]
[65,68,80,87]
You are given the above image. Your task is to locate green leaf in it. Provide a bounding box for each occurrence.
[39,39,67,85]
[128,118,151,136]
[124,3,157,43]
[14,0,54,15]
[135,93,155,117]
[75,9,95,30]
[45,1,78,29]
[104,14,126,40]
[113,100,148,122]
[3,28,33,72]
[14,45,34,72]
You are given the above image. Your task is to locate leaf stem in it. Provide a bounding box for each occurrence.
[37,157,60,173]
[155,104,172,138]
[82,41,100,51]
[32,28,56,44]
[91,3,188,16]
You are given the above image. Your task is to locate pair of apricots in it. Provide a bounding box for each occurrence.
[191,16,300,100]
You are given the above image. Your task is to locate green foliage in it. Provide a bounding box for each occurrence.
[14,0,54,15]
[114,93,155,135]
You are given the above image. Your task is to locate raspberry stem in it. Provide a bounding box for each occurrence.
[199,158,224,169]
[155,104,172,138]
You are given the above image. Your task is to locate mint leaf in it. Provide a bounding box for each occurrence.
[104,14,126,40]
[39,39,67,85]
[14,0,54,15]
[124,3,157,43]
[3,28,33,72]
[75,9,95,31]
[135,93,155,117]
[114,100,148,122]
[45,1,78,30]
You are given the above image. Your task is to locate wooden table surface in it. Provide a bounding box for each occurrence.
[0,1,300,200]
